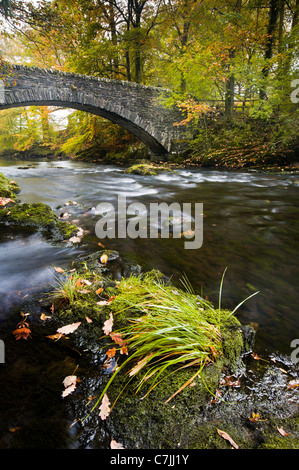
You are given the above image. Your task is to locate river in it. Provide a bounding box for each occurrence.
[0,158,298,448]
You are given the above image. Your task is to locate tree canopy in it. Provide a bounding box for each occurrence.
[0,0,298,163]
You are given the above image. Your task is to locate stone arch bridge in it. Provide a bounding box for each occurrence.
[0,64,192,157]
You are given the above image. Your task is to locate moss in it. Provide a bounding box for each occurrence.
[124,163,174,176]
[0,202,78,240]
[0,172,21,198]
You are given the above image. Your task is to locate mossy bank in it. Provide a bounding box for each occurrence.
[0,171,79,241]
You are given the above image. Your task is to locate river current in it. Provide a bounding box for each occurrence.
[0,158,298,356]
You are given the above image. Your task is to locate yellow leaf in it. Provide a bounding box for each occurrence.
[100,254,108,264]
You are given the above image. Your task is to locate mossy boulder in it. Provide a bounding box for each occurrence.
[124,163,174,176]
[0,171,79,241]
[0,172,21,198]
[0,201,78,241]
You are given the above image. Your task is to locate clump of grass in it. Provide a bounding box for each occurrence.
[46,272,84,306]
[85,269,258,418]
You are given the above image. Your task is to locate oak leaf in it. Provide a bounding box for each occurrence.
[13,326,31,340]
[57,321,81,335]
[99,393,111,420]
[102,313,113,335]
[62,375,77,398]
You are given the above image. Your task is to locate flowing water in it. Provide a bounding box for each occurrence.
[0,158,298,448]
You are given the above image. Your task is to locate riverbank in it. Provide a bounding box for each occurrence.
[1,114,298,173]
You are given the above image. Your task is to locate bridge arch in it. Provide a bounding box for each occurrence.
[0,65,190,157]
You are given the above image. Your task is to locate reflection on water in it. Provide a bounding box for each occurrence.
[0,159,298,356]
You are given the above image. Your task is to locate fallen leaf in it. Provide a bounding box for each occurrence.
[217,429,239,449]
[120,345,128,355]
[96,300,109,306]
[110,439,124,449]
[0,197,15,206]
[287,379,299,389]
[96,287,103,295]
[106,347,116,358]
[12,326,31,340]
[102,313,113,335]
[248,412,261,422]
[57,322,81,335]
[85,316,92,323]
[62,375,77,398]
[77,289,90,294]
[40,313,51,320]
[69,236,81,243]
[75,277,83,287]
[98,242,105,248]
[9,427,21,433]
[54,267,65,273]
[46,333,64,341]
[100,254,108,264]
[83,279,92,286]
[276,426,289,437]
[110,332,127,347]
[99,393,111,420]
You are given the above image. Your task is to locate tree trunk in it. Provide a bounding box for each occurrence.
[260,0,280,99]
[225,48,235,121]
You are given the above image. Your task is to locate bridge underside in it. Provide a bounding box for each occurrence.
[0,100,169,157]
[0,64,193,159]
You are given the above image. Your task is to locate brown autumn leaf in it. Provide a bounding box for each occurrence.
[102,313,113,335]
[12,326,31,340]
[9,427,21,433]
[120,345,128,355]
[217,429,239,449]
[46,333,64,341]
[96,287,103,295]
[0,197,15,206]
[110,332,126,347]
[106,347,116,359]
[276,426,289,437]
[62,375,77,398]
[57,321,81,335]
[54,267,64,273]
[110,439,124,449]
[99,393,111,420]
[75,277,83,287]
[98,242,105,248]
